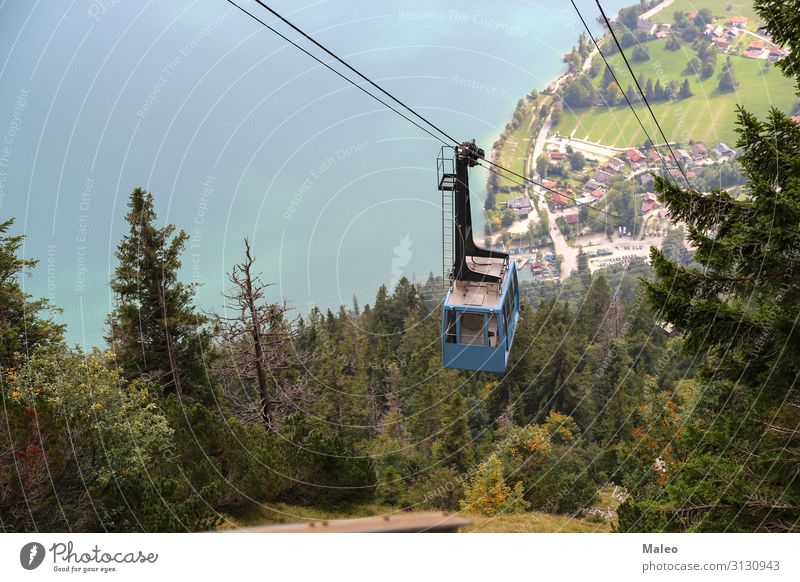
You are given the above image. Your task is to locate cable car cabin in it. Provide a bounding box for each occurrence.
[438,140,521,373]
[442,259,519,373]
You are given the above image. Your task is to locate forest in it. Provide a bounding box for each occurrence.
[1,0,798,533]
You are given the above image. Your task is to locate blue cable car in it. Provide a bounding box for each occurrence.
[438,141,520,373]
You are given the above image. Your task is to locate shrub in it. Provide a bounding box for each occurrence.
[461,454,529,516]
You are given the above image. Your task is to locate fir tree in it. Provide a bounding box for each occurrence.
[107,188,214,401]
[0,219,63,369]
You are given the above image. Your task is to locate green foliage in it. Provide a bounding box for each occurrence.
[755,0,800,95]
[1,345,175,531]
[461,454,529,516]
[629,105,800,532]
[718,57,739,92]
[0,219,64,369]
[471,413,601,515]
[632,45,650,62]
[107,188,215,402]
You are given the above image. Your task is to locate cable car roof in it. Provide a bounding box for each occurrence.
[445,258,512,310]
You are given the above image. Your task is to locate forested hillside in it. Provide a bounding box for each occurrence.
[1,0,799,533]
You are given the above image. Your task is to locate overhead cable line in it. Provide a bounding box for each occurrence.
[592,0,692,188]
[249,0,463,147]
[229,0,630,222]
[569,0,678,185]
[225,0,450,146]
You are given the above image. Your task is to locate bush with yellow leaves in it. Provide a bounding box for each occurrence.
[460,454,530,516]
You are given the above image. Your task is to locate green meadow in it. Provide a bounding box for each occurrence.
[649,0,761,29]
[555,38,796,147]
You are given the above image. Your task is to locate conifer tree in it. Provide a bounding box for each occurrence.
[0,219,63,369]
[621,48,800,529]
[107,188,213,400]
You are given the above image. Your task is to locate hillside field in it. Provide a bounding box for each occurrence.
[554,37,796,147]
[649,0,761,29]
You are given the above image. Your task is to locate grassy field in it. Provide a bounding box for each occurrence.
[219,502,611,533]
[649,0,761,29]
[555,38,796,147]
[494,108,536,196]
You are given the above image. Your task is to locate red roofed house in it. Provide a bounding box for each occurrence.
[627,148,646,164]
[564,212,579,225]
[550,151,565,161]
[769,48,785,60]
[749,40,765,50]
[727,17,748,28]
[542,179,558,189]
[791,116,800,124]
[551,191,569,208]
[607,157,626,172]
[590,188,605,200]
[642,193,659,214]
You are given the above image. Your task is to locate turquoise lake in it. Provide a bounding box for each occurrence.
[0,0,629,346]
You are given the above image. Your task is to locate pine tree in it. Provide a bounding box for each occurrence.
[107,188,214,400]
[717,57,739,92]
[679,78,693,99]
[0,219,63,369]
[623,104,800,531]
[653,79,664,101]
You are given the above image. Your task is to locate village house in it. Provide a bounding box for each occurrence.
[583,178,604,192]
[715,142,736,158]
[550,151,566,162]
[676,148,693,164]
[593,168,615,185]
[551,191,569,209]
[648,149,665,165]
[607,157,626,173]
[641,192,659,214]
[506,197,533,220]
[691,142,709,160]
[564,212,579,225]
[636,17,657,36]
[626,149,647,171]
[727,17,748,29]
[714,38,729,52]
[769,48,785,61]
[542,179,559,189]
[744,48,764,59]
[640,173,655,188]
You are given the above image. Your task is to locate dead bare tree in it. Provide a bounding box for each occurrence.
[216,239,313,432]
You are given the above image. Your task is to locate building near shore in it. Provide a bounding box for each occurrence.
[506,197,533,219]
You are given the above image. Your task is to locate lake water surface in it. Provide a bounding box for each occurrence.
[0,0,629,346]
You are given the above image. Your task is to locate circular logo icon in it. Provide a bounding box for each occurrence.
[20,542,46,570]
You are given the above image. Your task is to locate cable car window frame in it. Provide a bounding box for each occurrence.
[487,313,498,347]
[445,309,457,344]
[458,311,486,346]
